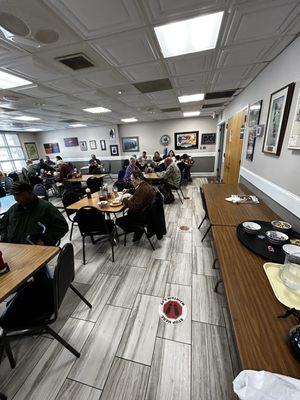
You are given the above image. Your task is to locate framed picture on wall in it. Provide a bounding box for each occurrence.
[100,140,106,151]
[89,140,97,150]
[43,143,60,154]
[122,136,139,152]
[201,133,216,145]
[263,82,295,155]
[79,141,87,151]
[248,100,262,127]
[24,142,39,160]
[288,90,300,150]
[109,128,116,140]
[63,137,79,147]
[246,126,257,161]
[110,145,119,156]
[175,131,198,150]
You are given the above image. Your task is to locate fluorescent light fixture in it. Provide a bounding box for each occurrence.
[121,118,138,123]
[83,106,111,113]
[183,111,200,117]
[0,70,33,89]
[13,115,41,121]
[69,123,87,128]
[178,93,204,103]
[27,128,42,132]
[154,11,224,58]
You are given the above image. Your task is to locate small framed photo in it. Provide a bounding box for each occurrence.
[79,141,87,151]
[100,140,106,151]
[246,126,257,161]
[110,144,119,156]
[122,136,139,152]
[256,124,264,137]
[24,142,39,160]
[89,140,97,150]
[248,100,262,127]
[63,137,79,147]
[201,133,216,145]
[43,143,60,154]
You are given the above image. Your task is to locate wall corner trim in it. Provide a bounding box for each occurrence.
[240,167,300,219]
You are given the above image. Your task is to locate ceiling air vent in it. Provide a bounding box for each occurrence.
[60,119,79,123]
[202,103,224,108]
[134,79,172,93]
[161,107,181,112]
[205,90,237,100]
[56,53,94,70]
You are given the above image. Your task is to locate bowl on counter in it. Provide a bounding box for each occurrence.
[282,244,300,256]
[271,220,292,232]
[242,221,261,235]
[266,230,289,245]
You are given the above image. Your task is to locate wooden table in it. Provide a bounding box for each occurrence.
[0,195,16,215]
[143,172,162,181]
[0,243,59,302]
[203,183,278,226]
[212,226,300,378]
[67,192,125,213]
[68,174,105,183]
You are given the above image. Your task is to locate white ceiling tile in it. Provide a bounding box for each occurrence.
[81,69,129,88]
[167,51,216,76]
[120,62,167,82]
[100,84,140,97]
[45,78,90,94]
[173,72,209,88]
[91,29,159,67]
[119,94,153,107]
[47,0,145,39]
[224,1,298,45]
[13,85,59,98]
[147,89,178,104]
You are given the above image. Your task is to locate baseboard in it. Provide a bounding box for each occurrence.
[240,167,300,218]
[191,172,215,177]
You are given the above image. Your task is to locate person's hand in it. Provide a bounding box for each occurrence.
[122,189,129,193]
[36,239,45,246]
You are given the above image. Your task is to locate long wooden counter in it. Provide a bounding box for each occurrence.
[212,226,300,378]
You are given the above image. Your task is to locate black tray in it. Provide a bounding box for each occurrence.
[236,220,300,263]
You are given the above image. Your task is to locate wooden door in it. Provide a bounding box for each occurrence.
[223,108,247,185]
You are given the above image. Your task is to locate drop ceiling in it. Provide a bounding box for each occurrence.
[0,0,298,132]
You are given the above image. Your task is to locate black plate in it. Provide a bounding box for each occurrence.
[236,220,300,263]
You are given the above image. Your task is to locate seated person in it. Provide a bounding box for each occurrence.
[123,157,140,187]
[181,153,194,182]
[138,151,148,169]
[57,161,74,181]
[114,160,129,191]
[154,154,167,172]
[116,171,155,241]
[45,155,55,167]
[168,150,176,161]
[89,154,101,174]
[0,182,68,282]
[0,171,13,194]
[157,157,181,203]
[153,151,162,163]
[26,159,39,176]
[39,158,55,172]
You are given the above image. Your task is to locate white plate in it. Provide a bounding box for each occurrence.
[282,244,300,255]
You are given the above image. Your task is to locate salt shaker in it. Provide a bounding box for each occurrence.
[86,188,92,199]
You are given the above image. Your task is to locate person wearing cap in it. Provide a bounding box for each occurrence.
[0,182,68,249]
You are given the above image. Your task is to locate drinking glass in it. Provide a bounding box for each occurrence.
[280,252,300,291]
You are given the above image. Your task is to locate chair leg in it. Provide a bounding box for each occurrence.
[212,258,219,270]
[179,187,185,199]
[201,224,211,242]
[198,215,206,229]
[69,284,92,308]
[70,221,74,241]
[111,238,115,262]
[0,392,7,400]
[1,333,15,369]
[124,233,127,247]
[176,189,183,204]
[46,326,80,358]
[82,236,86,265]
[214,279,223,293]
[144,228,155,251]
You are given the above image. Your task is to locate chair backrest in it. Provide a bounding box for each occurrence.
[62,190,80,216]
[33,183,48,199]
[0,186,6,198]
[53,243,75,316]
[117,168,126,182]
[8,172,19,182]
[75,206,109,235]
[86,177,102,193]
[21,167,29,182]
[200,187,208,215]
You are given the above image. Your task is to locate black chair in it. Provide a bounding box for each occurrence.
[0,243,92,369]
[0,186,5,198]
[86,177,102,194]
[28,175,43,186]
[103,162,114,182]
[198,187,211,242]
[33,183,48,200]
[75,206,116,264]
[21,167,29,182]
[8,172,19,182]
[171,183,185,204]
[0,392,7,400]
[62,191,80,240]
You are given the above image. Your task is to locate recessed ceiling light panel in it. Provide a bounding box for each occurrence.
[83,106,111,113]
[121,118,138,123]
[183,111,200,117]
[13,115,40,121]
[154,11,224,58]
[69,123,87,127]
[0,70,32,89]
[178,93,204,103]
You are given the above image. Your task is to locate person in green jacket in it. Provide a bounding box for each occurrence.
[0,181,68,282]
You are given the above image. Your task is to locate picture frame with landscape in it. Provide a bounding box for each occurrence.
[288,89,300,150]
[24,142,39,160]
[175,131,198,150]
[263,83,295,156]
[248,100,262,127]
[122,137,139,152]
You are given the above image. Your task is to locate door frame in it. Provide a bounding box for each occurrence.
[214,119,227,180]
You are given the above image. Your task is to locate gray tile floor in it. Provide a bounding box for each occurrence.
[0,178,240,399]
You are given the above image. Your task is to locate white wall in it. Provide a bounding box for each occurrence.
[119,117,217,156]
[35,125,119,161]
[222,36,300,197]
